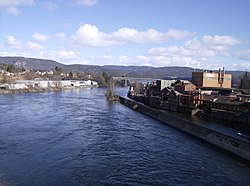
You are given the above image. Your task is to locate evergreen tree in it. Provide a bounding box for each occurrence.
[54,66,63,75]
[6,64,16,73]
[69,72,73,78]
[102,72,111,82]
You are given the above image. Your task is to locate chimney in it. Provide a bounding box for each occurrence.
[218,68,221,81]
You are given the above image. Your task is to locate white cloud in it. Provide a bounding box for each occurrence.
[112,28,195,44]
[149,41,215,58]
[98,55,202,68]
[33,49,246,70]
[149,56,201,68]
[71,24,195,47]
[147,36,243,69]
[136,55,149,61]
[27,42,44,50]
[0,0,34,6]
[238,49,250,61]
[240,62,250,69]
[0,51,18,56]
[5,35,22,49]
[0,0,35,16]
[102,55,112,59]
[202,35,240,51]
[118,55,128,60]
[80,59,92,64]
[112,28,194,43]
[57,50,78,60]
[32,33,49,41]
[0,51,31,58]
[166,29,196,39]
[149,56,172,66]
[148,35,241,59]
[135,55,150,65]
[55,32,66,40]
[113,28,164,43]
[72,24,118,47]
[75,0,98,6]
[4,35,46,50]
[229,62,250,71]
[84,55,201,67]
[39,50,78,64]
[43,1,58,12]
[5,6,20,16]
[113,55,135,66]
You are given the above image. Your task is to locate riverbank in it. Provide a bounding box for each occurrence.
[118,95,250,162]
[0,85,98,94]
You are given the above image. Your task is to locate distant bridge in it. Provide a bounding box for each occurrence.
[112,77,156,86]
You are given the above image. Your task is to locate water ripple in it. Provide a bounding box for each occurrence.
[0,88,249,185]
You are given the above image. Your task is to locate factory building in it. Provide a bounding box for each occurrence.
[192,68,232,88]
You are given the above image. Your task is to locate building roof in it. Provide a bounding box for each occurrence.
[208,96,250,106]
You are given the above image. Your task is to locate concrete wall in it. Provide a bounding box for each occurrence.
[119,96,250,162]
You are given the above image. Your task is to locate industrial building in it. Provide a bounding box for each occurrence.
[1,80,98,90]
[192,68,232,88]
[156,79,190,92]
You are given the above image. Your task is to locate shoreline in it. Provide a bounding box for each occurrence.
[0,85,98,94]
[118,95,250,162]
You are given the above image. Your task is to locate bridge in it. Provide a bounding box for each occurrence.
[112,77,156,86]
[106,76,156,100]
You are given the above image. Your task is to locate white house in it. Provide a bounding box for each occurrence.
[69,80,80,87]
[0,83,28,90]
[60,80,72,87]
[91,81,98,86]
[13,79,98,89]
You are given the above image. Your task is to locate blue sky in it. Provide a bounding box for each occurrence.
[0,0,250,70]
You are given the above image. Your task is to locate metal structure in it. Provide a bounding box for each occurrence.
[112,77,155,87]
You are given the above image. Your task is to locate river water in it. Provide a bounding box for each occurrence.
[0,88,250,186]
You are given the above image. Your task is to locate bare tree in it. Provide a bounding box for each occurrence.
[239,72,250,89]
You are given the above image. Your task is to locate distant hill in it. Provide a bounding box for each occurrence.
[0,56,245,85]
[0,57,63,70]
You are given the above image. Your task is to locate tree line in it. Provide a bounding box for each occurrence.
[1,64,250,89]
[239,72,250,89]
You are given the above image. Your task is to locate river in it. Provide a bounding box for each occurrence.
[0,87,250,185]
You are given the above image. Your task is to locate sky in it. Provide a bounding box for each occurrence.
[0,0,250,70]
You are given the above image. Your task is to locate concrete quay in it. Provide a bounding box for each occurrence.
[118,96,250,162]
